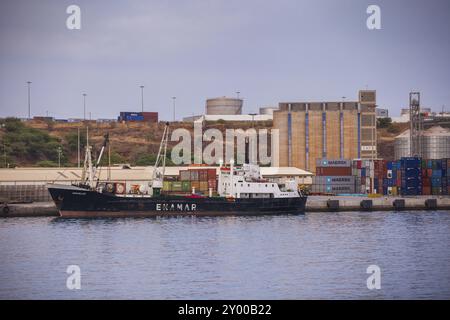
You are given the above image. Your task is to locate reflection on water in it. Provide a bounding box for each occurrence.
[1,211,450,299]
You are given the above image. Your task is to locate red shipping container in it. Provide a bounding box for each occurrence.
[427,169,432,177]
[207,169,216,180]
[422,186,431,195]
[207,179,217,190]
[141,112,158,123]
[423,178,431,187]
[198,170,208,181]
[316,167,352,176]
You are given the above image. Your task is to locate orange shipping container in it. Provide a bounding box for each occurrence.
[199,181,208,191]
[191,181,200,191]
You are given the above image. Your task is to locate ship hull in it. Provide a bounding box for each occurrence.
[48,184,307,218]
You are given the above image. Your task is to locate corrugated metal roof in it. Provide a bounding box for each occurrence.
[0,166,313,182]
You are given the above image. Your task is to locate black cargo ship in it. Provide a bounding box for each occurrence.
[47,124,307,218]
[48,184,307,218]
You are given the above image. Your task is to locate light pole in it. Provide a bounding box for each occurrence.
[236,91,240,99]
[1,123,6,168]
[249,113,257,128]
[27,81,32,119]
[77,127,80,168]
[83,93,87,121]
[57,146,62,168]
[140,86,144,112]
[3,141,6,168]
[172,96,176,122]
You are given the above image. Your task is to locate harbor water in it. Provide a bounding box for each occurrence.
[1,211,450,299]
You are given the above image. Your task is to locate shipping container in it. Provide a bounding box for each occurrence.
[207,169,217,180]
[171,181,182,192]
[191,181,200,191]
[316,167,352,176]
[181,181,191,192]
[179,170,190,181]
[199,181,208,191]
[316,159,351,168]
[313,176,355,185]
[141,112,158,123]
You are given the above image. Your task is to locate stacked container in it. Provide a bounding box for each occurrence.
[421,159,449,195]
[178,168,217,195]
[385,161,401,196]
[400,157,422,196]
[373,160,387,195]
[444,159,450,195]
[351,159,375,194]
[312,159,355,194]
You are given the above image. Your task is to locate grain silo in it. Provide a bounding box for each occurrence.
[206,97,243,115]
[394,130,410,160]
[394,126,450,160]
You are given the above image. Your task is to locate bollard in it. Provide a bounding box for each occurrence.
[393,199,405,210]
[360,200,373,211]
[327,200,339,211]
[425,199,437,210]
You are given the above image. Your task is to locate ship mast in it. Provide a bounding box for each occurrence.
[151,122,170,195]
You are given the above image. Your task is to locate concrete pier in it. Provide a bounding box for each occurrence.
[1,196,450,218]
[305,196,450,212]
[1,202,58,217]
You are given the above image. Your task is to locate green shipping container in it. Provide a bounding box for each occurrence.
[172,181,182,192]
[182,181,191,192]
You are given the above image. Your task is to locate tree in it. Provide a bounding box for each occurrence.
[377,117,392,128]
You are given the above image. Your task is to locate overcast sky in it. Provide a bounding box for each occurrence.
[0,0,449,120]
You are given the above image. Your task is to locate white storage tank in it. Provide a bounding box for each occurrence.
[206,97,243,115]
[259,107,278,115]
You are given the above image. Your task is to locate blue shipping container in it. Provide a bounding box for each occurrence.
[432,170,443,178]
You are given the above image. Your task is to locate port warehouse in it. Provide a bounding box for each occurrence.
[0,166,313,202]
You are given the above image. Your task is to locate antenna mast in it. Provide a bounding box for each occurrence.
[409,92,423,157]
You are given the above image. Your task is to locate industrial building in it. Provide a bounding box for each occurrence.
[394,126,450,160]
[273,90,377,173]
[376,108,389,118]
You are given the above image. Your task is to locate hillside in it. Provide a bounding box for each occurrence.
[0,117,406,167]
[0,118,272,167]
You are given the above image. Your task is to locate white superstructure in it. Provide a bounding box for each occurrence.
[218,160,300,199]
